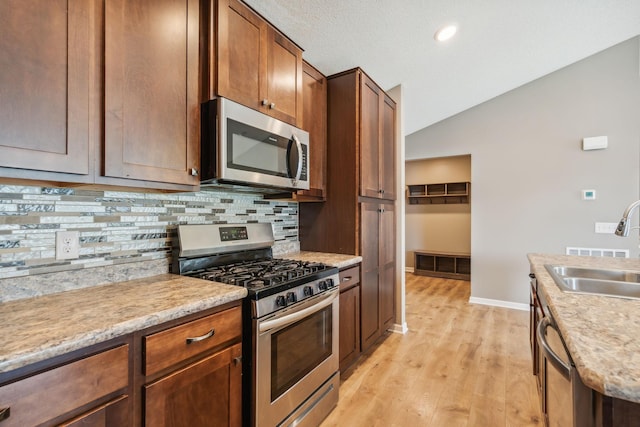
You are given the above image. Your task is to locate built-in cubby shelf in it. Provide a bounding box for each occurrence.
[407,182,470,204]
[414,251,470,280]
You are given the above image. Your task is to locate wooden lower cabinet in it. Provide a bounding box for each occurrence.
[140,303,242,427]
[144,343,242,427]
[0,343,131,427]
[339,265,361,372]
[360,201,396,352]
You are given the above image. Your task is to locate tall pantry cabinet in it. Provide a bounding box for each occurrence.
[299,68,396,352]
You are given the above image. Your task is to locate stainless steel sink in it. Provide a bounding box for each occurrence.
[544,264,640,300]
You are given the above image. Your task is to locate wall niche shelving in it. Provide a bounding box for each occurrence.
[407,182,470,205]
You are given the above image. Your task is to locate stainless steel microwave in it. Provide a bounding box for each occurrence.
[200,97,309,191]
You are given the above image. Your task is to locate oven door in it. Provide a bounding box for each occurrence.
[254,288,339,427]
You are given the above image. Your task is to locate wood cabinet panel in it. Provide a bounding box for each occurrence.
[380,95,396,199]
[379,205,396,330]
[360,75,381,199]
[214,0,302,125]
[0,0,91,176]
[296,61,327,201]
[59,395,130,427]
[339,282,361,372]
[144,342,242,427]
[360,202,381,350]
[216,0,266,110]
[144,305,242,376]
[0,345,129,427]
[104,0,200,186]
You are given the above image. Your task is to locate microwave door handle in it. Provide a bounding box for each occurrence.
[287,134,303,182]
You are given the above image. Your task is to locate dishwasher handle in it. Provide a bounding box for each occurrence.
[537,317,571,380]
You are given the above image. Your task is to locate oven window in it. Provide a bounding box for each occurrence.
[271,305,332,401]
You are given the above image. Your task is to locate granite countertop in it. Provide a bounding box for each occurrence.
[0,274,247,374]
[528,253,640,403]
[278,251,362,269]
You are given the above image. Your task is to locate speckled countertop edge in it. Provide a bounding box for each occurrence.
[0,274,247,374]
[278,251,362,269]
[528,253,640,403]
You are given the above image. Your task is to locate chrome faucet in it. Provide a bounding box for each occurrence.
[615,200,640,236]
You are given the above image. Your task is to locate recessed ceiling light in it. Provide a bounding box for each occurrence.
[434,24,457,42]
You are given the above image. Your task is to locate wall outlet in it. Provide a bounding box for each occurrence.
[56,231,80,260]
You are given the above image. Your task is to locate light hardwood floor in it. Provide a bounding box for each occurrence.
[321,273,542,426]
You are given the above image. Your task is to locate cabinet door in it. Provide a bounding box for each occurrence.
[216,0,266,111]
[144,343,242,427]
[298,61,327,200]
[380,95,396,200]
[0,0,91,176]
[339,284,360,372]
[360,202,380,351]
[104,0,200,186]
[265,30,303,125]
[379,204,395,330]
[59,395,130,427]
[359,74,381,199]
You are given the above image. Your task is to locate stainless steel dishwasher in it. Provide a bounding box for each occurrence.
[536,315,592,426]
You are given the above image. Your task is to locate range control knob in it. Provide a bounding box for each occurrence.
[286,292,297,304]
[275,295,286,307]
[325,278,335,288]
[318,280,328,291]
[303,286,314,296]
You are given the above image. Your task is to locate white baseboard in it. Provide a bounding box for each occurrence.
[469,297,529,311]
[388,322,408,334]
[405,267,414,273]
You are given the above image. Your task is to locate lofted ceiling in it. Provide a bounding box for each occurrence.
[242,0,640,136]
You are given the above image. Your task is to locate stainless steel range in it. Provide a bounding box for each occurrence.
[173,223,340,427]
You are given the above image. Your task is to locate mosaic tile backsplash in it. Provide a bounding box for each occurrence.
[0,185,299,301]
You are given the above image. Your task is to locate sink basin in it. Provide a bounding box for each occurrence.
[544,264,640,300]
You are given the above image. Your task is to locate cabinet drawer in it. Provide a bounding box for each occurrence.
[144,306,242,376]
[339,266,360,291]
[0,344,129,427]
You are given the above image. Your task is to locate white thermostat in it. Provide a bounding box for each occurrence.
[582,189,596,200]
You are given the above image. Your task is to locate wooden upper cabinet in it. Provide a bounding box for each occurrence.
[104,0,200,186]
[0,0,92,178]
[359,72,396,200]
[215,0,303,126]
[360,75,382,199]
[297,61,327,201]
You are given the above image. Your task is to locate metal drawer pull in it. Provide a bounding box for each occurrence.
[0,407,10,422]
[186,329,215,344]
[342,276,352,282]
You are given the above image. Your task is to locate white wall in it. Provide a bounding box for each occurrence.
[406,37,640,305]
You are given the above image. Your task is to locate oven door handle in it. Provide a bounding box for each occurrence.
[259,291,337,333]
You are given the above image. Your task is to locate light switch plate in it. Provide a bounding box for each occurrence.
[594,222,618,234]
[56,231,80,260]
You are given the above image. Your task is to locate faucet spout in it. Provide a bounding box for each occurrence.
[615,200,640,237]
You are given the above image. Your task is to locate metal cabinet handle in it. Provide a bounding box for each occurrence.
[269,102,276,109]
[536,317,571,380]
[186,328,215,344]
[261,99,269,106]
[190,167,199,176]
[342,276,352,282]
[0,407,10,422]
[233,356,242,366]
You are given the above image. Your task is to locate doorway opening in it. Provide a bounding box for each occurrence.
[405,154,471,280]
